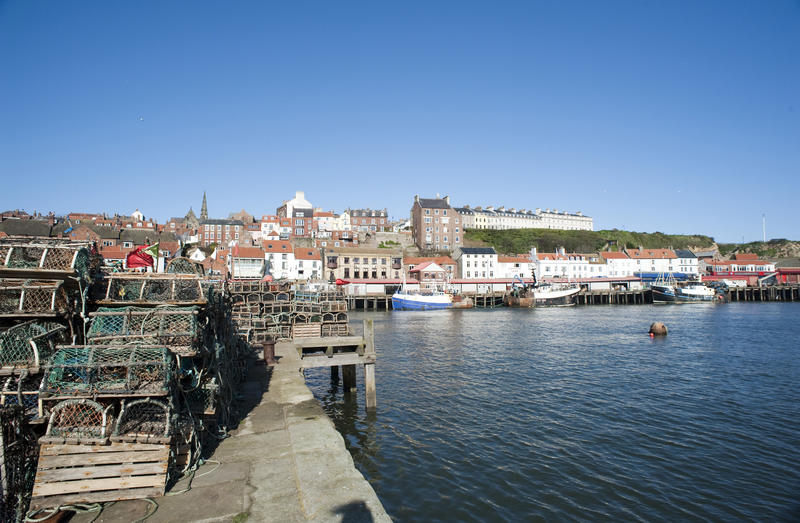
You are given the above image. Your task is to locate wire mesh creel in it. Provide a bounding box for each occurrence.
[87,306,202,355]
[41,398,113,444]
[0,280,71,316]
[0,320,68,369]
[42,345,174,397]
[111,397,172,444]
[102,275,206,305]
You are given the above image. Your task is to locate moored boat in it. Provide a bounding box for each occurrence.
[504,280,581,307]
[391,290,453,310]
[651,273,717,303]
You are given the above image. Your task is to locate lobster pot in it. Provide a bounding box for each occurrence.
[0,320,68,369]
[0,405,39,523]
[42,346,173,398]
[186,381,219,416]
[0,280,70,316]
[40,399,114,444]
[166,257,205,276]
[102,275,206,305]
[111,398,171,444]
[87,307,201,355]
[1,374,43,419]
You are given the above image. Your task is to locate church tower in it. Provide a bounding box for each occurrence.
[200,191,208,221]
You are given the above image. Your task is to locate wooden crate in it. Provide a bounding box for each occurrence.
[29,442,170,510]
[292,324,321,339]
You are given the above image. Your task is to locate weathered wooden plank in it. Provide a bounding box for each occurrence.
[292,335,365,348]
[40,442,167,455]
[300,353,375,369]
[33,473,166,497]
[37,450,168,468]
[36,462,168,482]
[29,486,165,510]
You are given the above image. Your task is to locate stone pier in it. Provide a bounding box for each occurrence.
[71,341,390,523]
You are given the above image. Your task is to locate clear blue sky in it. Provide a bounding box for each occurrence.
[1,1,798,243]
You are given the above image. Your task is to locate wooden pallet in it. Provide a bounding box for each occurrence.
[292,323,321,338]
[29,442,170,510]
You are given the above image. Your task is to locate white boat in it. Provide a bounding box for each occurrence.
[504,275,580,307]
[675,282,717,301]
[652,273,717,303]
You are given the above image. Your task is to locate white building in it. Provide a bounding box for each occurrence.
[625,248,678,275]
[228,247,266,279]
[453,247,498,279]
[293,247,321,280]
[674,249,699,276]
[453,205,593,231]
[263,240,295,280]
[497,255,534,279]
[600,251,636,277]
[277,191,313,219]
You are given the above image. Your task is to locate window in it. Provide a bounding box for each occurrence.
[381,258,387,264]
[443,210,447,216]
[371,270,377,278]
[425,217,431,224]
[371,258,377,264]
[354,257,360,263]
[381,270,387,278]
[335,242,340,247]
[344,268,350,278]
[467,271,471,277]
[425,209,430,215]
[354,270,360,278]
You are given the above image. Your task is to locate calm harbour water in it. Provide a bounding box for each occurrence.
[304,303,800,522]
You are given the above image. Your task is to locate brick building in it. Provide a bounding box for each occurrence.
[410,195,462,252]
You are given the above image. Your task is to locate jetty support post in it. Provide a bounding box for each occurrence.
[343,365,356,392]
[364,318,377,410]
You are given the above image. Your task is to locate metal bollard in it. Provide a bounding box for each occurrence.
[263,341,276,366]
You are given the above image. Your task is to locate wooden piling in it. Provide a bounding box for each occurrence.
[342,365,356,392]
[364,318,376,410]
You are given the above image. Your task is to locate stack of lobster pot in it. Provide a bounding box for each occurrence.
[24,266,250,517]
[0,239,101,521]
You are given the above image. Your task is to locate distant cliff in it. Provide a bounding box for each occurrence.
[718,239,800,259]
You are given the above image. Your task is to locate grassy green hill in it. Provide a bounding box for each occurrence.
[464,228,716,255]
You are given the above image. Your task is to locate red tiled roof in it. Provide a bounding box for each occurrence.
[626,249,676,259]
[600,251,629,259]
[410,261,446,273]
[262,240,292,251]
[294,248,320,260]
[734,253,759,261]
[498,255,530,263]
[233,247,265,258]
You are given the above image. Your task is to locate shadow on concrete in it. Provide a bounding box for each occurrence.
[195,355,274,461]
[332,500,375,523]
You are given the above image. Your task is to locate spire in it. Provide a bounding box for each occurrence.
[200,192,208,221]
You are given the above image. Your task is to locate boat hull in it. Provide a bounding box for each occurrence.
[504,285,580,307]
[653,285,716,303]
[391,293,453,310]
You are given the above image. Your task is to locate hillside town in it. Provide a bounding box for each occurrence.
[1,192,794,289]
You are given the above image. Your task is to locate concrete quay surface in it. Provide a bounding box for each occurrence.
[70,341,390,523]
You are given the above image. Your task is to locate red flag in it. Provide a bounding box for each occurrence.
[126,246,154,268]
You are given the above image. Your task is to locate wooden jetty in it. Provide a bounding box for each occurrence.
[725,285,799,302]
[292,318,377,409]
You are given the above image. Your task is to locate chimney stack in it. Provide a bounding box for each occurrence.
[444,195,450,205]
